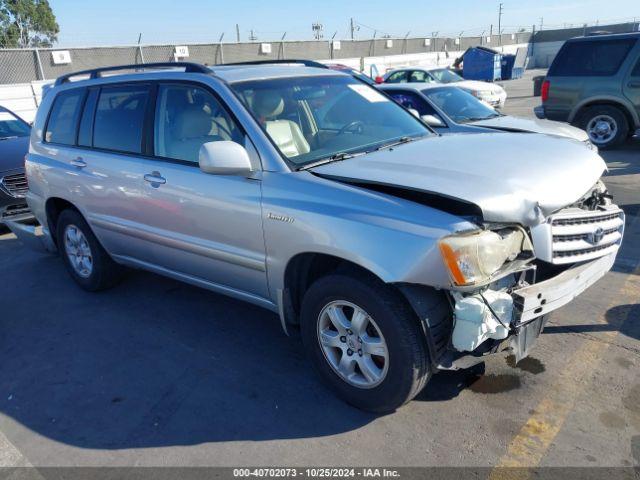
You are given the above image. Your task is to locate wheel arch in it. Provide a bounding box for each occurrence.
[570,97,639,129]
[281,252,388,329]
[45,197,82,246]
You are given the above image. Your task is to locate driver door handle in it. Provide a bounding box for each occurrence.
[70,157,87,168]
[628,81,640,88]
[144,171,167,186]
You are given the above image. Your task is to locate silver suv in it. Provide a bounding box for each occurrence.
[17,62,624,412]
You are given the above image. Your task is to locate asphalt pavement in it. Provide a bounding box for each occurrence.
[0,70,638,471]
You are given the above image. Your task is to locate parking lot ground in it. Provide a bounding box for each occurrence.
[0,72,639,470]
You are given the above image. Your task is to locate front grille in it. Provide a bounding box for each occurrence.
[549,206,624,264]
[1,173,28,198]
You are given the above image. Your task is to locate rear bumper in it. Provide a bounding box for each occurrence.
[4,217,56,253]
[534,105,545,119]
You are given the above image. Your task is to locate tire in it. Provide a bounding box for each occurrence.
[300,273,430,413]
[575,105,629,150]
[56,209,124,291]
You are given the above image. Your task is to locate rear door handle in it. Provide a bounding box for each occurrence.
[144,171,166,187]
[70,157,87,168]
[628,81,640,88]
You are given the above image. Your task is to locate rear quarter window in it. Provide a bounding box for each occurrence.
[45,89,85,145]
[549,38,637,77]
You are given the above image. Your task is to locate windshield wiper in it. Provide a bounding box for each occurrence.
[465,113,502,123]
[373,135,422,152]
[298,151,367,170]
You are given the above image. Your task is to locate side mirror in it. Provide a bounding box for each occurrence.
[421,114,445,128]
[199,141,253,176]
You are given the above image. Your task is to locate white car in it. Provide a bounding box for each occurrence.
[380,67,507,108]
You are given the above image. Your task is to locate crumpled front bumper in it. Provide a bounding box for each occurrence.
[512,253,616,324]
[439,252,617,370]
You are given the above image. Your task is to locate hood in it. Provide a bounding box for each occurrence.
[0,136,29,173]
[456,80,504,93]
[310,133,606,226]
[470,115,589,142]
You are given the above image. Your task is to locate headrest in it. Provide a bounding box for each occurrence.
[174,108,211,139]
[252,90,285,119]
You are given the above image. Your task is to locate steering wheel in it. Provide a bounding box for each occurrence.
[337,120,365,135]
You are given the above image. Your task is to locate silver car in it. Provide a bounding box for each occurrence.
[14,62,624,412]
[381,67,508,108]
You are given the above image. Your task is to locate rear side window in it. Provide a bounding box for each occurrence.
[45,89,85,145]
[93,85,150,154]
[409,70,432,83]
[385,71,409,83]
[632,58,640,77]
[549,39,637,77]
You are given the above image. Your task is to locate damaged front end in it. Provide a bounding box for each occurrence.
[414,183,624,371]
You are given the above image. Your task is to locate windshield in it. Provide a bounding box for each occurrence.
[429,69,464,84]
[231,75,430,168]
[423,87,500,123]
[0,110,30,139]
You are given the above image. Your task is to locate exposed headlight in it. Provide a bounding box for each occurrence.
[477,90,495,98]
[438,229,532,286]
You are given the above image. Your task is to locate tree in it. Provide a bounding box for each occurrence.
[0,0,59,48]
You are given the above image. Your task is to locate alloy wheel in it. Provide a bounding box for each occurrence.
[316,300,389,389]
[64,224,93,278]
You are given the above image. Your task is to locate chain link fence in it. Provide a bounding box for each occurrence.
[0,33,532,85]
[0,21,637,85]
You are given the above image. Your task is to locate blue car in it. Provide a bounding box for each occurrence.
[379,83,592,146]
[0,106,32,223]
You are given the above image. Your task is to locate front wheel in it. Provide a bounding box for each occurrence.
[300,273,431,413]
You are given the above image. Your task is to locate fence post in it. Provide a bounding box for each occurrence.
[34,48,45,80]
[529,25,536,68]
[137,45,146,64]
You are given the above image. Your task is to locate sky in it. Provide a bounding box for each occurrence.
[51,0,639,46]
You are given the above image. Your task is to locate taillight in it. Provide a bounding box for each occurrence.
[375,76,384,84]
[541,80,550,103]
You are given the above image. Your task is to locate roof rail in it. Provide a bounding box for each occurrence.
[54,62,211,86]
[219,59,329,69]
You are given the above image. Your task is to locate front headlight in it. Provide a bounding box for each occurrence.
[438,228,531,286]
[477,90,494,98]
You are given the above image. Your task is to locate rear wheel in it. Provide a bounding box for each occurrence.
[300,273,431,413]
[575,105,629,149]
[56,209,124,291]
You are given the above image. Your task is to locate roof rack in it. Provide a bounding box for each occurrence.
[219,59,329,69]
[54,62,211,86]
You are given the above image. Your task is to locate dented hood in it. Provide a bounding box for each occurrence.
[311,133,606,226]
[470,115,589,142]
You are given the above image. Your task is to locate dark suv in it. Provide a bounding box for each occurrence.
[535,32,640,149]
